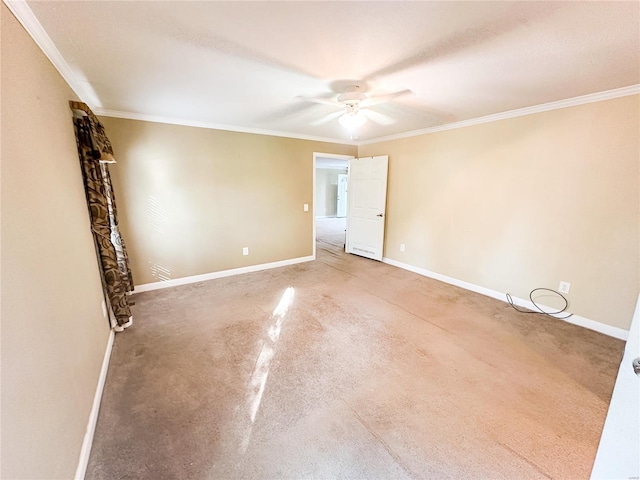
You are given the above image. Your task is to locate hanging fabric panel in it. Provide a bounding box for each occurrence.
[70,101,134,328]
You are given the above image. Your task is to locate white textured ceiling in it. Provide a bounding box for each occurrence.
[17,1,640,142]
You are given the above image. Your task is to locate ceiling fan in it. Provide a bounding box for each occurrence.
[298,83,411,130]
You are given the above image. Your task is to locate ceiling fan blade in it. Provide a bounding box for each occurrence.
[361,109,395,125]
[311,110,344,126]
[296,95,340,107]
[362,89,412,107]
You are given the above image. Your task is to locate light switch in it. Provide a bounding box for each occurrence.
[303,203,309,212]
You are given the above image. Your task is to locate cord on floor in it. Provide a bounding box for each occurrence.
[506,288,573,319]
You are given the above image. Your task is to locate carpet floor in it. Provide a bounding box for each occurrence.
[86,218,623,479]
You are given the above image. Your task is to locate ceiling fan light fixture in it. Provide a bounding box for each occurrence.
[338,111,367,130]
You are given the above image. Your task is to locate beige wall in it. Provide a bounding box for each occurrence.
[100,117,356,286]
[359,95,640,330]
[102,97,638,329]
[1,5,112,479]
[315,167,347,217]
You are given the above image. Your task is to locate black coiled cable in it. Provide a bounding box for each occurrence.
[506,288,573,319]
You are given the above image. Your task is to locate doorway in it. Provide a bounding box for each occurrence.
[312,153,353,258]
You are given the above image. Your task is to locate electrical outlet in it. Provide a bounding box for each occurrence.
[399,243,405,252]
[243,247,249,256]
[558,281,571,294]
[303,203,309,212]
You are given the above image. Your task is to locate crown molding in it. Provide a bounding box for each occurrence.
[89,85,640,147]
[359,85,640,145]
[3,0,351,144]
[6,0,637,147]
[94,109,359,145]
[3,0,101,107]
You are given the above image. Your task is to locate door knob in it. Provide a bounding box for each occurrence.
[633,357,640,376]
[376,213,384,217]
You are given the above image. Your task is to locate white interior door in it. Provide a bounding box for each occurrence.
[591,294,640,479]
[336,174,348,218]
[346,155,388,261]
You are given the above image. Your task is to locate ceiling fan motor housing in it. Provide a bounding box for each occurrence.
[337,90,367,106]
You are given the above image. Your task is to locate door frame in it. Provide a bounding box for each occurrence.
[312,152,355,259]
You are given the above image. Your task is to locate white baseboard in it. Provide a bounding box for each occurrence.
[382,257,629,341]
[75,329,115,480]
[135,255,315,293]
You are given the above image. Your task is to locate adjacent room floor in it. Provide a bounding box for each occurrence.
[87,218,623,479]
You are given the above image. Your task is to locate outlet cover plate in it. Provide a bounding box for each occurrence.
[558,281,571,294]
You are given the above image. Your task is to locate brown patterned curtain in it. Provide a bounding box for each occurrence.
[70,101,134,329]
